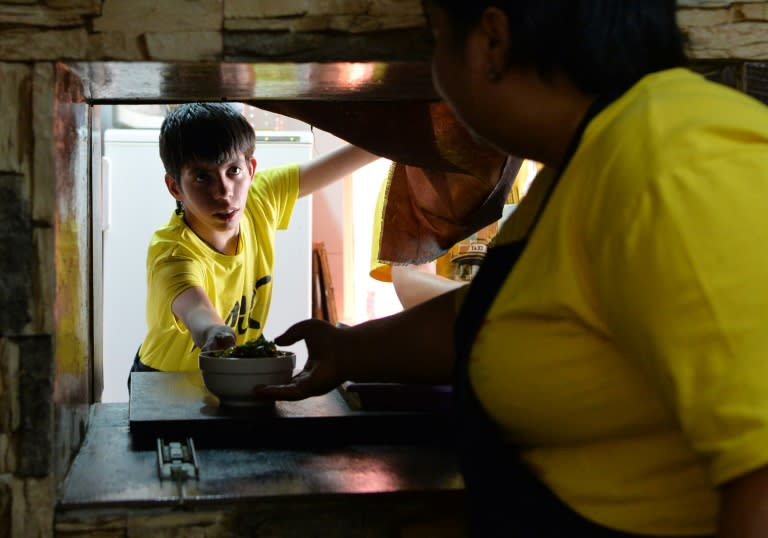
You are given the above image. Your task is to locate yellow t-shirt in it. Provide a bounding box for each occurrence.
[140,164,300,372]
[469,68,768,535]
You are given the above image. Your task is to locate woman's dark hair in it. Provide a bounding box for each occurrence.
[159,102,256,182]
[428,0,688,95]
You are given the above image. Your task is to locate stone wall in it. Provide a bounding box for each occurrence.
[2,0,768,62]
[1,1,767,537]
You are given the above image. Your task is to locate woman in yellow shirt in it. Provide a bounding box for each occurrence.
[256,1,768,536]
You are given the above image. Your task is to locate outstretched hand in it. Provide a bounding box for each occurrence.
[253,319,348,401]
[201,324,236,352]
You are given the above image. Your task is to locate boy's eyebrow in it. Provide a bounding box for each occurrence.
[184,163,213,175]
[223,156,246,167]
[184,155,244,174]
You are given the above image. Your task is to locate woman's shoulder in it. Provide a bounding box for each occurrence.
[602,68,768,144]
[581,67,768,189]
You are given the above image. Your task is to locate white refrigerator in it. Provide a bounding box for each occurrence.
[100,128,314,402]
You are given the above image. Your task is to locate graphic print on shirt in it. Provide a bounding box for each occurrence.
[223,274,272,335]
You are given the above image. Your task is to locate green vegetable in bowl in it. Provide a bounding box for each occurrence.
[213,335,282,358]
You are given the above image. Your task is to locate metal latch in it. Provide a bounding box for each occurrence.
[156,437,200,505]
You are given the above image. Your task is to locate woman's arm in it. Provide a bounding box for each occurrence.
[255,288,460,401]
[298,144,380,198]
[172,286,236,351]
[718,465,768,537]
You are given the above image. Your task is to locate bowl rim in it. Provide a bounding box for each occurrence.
[198,350,296,374]
[199,349,295,359]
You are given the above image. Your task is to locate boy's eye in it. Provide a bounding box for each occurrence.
[194,173,209,183]
[228,166,242,176]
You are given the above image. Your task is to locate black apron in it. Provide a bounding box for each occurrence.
[453,95,652,537]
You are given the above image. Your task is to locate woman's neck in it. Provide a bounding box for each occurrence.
[487,70,597,170]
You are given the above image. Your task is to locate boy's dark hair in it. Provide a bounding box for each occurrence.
[427,0,688,95]
[159,102,256,183]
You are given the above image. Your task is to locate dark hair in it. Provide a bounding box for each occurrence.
[427,0,688,95]
[159,102,256,182]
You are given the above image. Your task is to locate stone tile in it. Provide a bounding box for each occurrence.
[0,339,20,476]
[225,0,307,18]
[0,476,11,538]
[30,65,56,338]
[325,14,425,33]
[0,174,33,338]
[0,4,87,27]
[677,7,732,26]
[368,0,423,17]
[224,18,292,31]
[0,338,21,434]
[280,14,424,32]
[229,0,423,19]
[0,28,88,60]
[224,29,432,62]
[741,2,768,18]
[688,21,768,58]
[731,39,768,57]
[88,32,145,60]
[307,0,369,15]
[16,478,53,538]
[144,31,223,61]
[0,63,31,176]
[43,0,101,13]
[0,436,16,475]
[93,0,223,32]
[287,15,336,32]
[16,336,53,478]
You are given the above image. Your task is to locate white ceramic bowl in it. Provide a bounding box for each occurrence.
[198,350,296,407]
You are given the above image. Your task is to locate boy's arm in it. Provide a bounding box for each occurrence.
[391,263,465,309]
[172,286,236,352]
[298,144,380,198]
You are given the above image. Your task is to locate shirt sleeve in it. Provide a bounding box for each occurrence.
[249,164,300,231]
[148,251,206,332]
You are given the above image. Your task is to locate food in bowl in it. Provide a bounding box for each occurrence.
[208,335,282,358]
[199,337,295,407]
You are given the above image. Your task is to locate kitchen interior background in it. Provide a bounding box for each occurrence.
[98,103,401,403]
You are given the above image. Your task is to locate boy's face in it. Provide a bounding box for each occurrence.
[165,153,257,248]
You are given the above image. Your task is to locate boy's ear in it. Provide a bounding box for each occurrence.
[164,174,182,199]
[248,156,257,178]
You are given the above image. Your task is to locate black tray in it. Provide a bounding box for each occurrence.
[128,372,453,450]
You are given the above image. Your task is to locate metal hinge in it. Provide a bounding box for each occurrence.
[156,437,200,505]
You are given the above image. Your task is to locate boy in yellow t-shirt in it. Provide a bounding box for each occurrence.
[132,103,378,375]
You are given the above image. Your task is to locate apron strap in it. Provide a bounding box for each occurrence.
[452,93,651,537]
[454,92,618,356]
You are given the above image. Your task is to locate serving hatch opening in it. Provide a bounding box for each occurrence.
[59,61,437,405]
